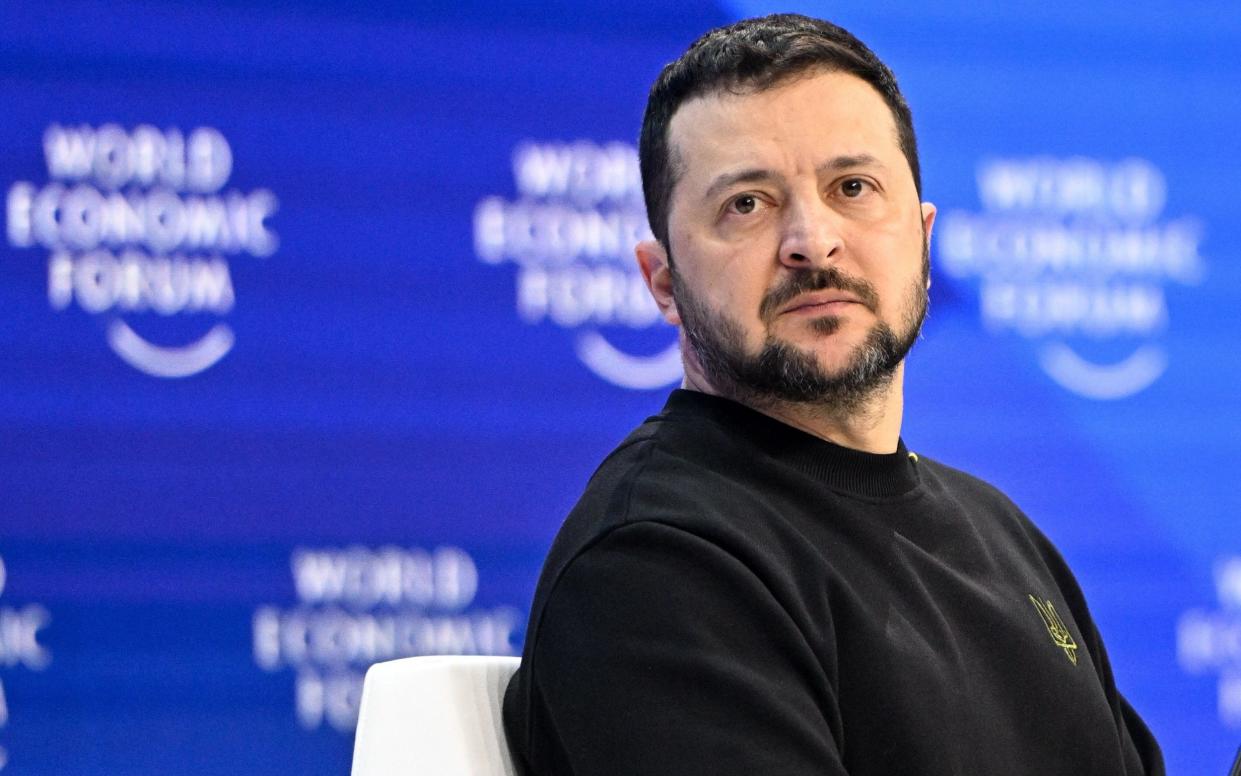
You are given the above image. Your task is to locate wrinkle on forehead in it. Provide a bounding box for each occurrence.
[666,70,906,196]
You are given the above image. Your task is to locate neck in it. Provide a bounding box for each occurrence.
[681,361,906,455]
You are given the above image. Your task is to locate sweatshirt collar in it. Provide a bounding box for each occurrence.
[660,389,921,499]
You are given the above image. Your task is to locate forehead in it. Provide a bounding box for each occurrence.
[667,69,905,192]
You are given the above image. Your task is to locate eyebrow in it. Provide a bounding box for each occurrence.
[701,153,887,203]
[702,168,778,203]
[817,153,885,175]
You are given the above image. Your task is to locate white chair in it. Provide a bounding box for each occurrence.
[352,655,521,776]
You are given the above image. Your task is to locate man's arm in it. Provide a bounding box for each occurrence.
[1025,520,1166,776]
[1072,597,1166,776]
[516,520,845,776]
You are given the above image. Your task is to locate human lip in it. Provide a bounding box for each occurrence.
[780,291,864,315]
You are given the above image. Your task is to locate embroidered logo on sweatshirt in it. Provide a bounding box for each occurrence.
[1029,595,1079,665]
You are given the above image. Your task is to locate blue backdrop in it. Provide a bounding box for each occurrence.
[1,1,1237,773]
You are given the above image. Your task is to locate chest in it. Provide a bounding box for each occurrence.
[809,505,1127,775]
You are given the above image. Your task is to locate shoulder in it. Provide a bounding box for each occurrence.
[912,453,1063,555]
[914,454,1017,508]
[913,455,1036,528]
[912,453,1091,590]
[549,408,761,557]
[526,407,826,641]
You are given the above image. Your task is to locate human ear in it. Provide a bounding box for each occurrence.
[920,201,937,244]
[635,239,681,326]
[920,201,937,289]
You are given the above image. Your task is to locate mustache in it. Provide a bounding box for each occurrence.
[758,267,880,323]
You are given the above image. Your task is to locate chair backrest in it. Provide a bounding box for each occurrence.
[352,655,521,776]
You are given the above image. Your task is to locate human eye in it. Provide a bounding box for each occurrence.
[725,193,763,216]
[837,177,874,198]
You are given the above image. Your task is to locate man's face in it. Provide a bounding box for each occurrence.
[644,69,935,408]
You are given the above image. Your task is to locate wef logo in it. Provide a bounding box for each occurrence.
[937,156,1206,400]
[473,140,682,390]
[4,123,278,378]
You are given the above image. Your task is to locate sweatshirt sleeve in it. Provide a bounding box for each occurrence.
[1026,522,1166,776]
[520,520,845,776]
[1065,587,1166,776]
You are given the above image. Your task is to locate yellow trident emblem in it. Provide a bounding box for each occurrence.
[1029,595,1079,665]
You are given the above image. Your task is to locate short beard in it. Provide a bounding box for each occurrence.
[672,249,929,414]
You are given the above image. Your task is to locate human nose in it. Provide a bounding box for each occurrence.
[778,195,843,270]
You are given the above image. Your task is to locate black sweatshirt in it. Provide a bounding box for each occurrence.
[504,390,1164,775]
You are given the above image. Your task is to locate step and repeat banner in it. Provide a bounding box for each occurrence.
[1,1,1237,773]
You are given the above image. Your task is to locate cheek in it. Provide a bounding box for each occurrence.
[676,243,766,309]
[864,235,925,312]
[717,261,772,320]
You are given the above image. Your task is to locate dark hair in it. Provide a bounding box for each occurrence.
[639,14,922,249]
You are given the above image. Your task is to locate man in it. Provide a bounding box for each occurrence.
[504,13,1163,775]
